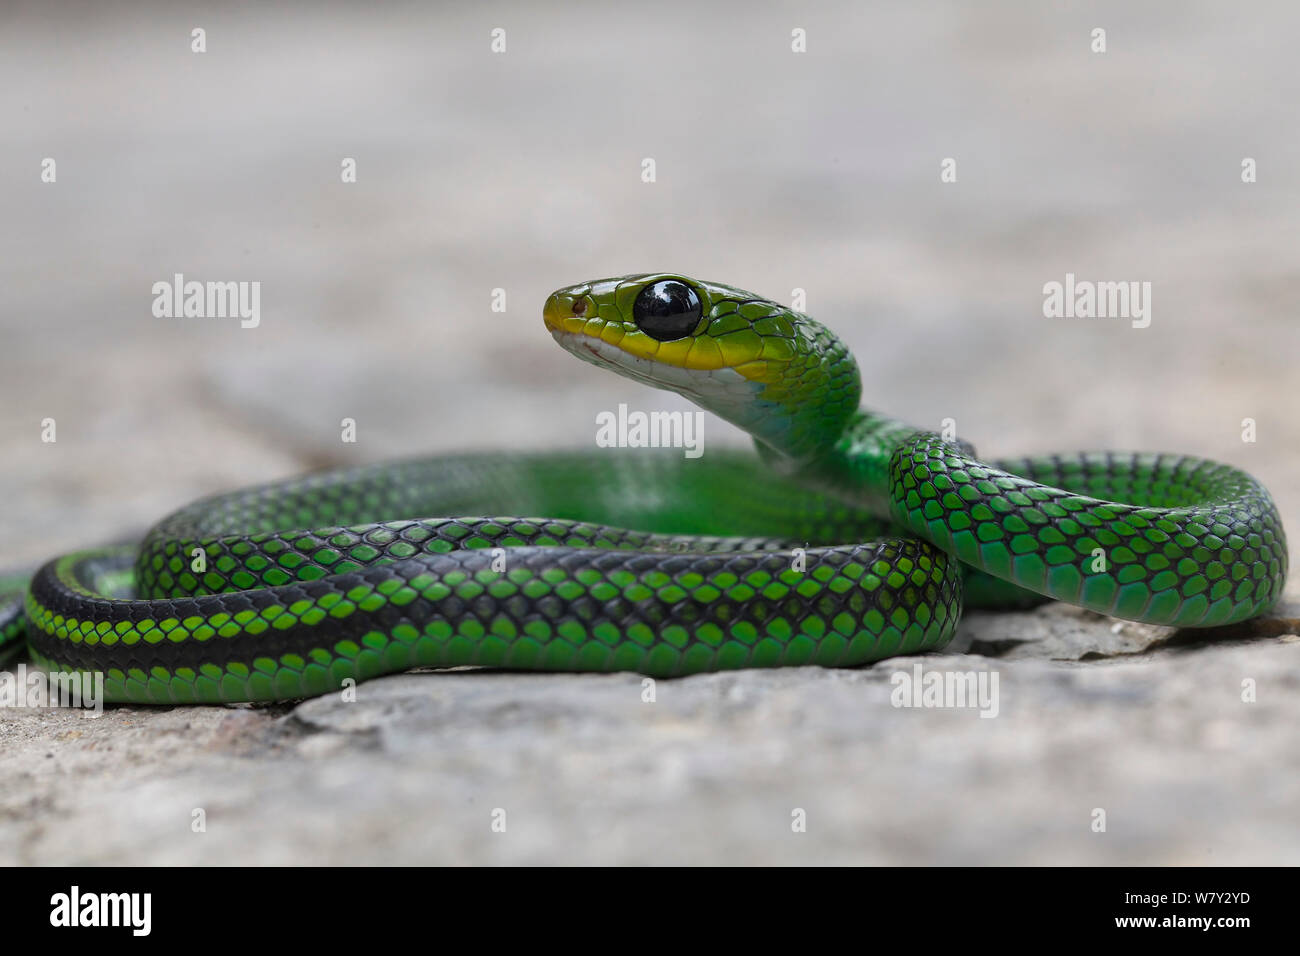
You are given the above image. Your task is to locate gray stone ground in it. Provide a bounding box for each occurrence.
[1,2,1298,864]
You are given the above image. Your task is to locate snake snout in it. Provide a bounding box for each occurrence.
[543,289,588,332]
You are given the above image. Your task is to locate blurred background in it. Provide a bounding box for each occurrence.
[1,1,1297,865]
[3,0,1297,561]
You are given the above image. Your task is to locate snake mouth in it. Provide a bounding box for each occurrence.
[549,329,622,373]
[550,329,650,387]
[548,329,757,412]
[572,337,608,368]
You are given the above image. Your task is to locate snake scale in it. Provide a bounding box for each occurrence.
[0,274,1287,703]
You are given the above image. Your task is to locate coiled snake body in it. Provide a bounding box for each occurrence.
[0,274,1287,703]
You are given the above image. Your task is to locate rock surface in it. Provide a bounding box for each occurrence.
[2,601,1297,865]
[1,2,1298,864]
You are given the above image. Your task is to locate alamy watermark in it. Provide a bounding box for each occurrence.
[596,403,703,458]
[0,663,103,716]
[152,273,260,328]
[890,662,999,718]
[50,886,150,936]
[1042,272,1151,328]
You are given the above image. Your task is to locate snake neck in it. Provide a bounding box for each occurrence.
[721,320,864,463]
[756,409,928,516]
[711,321,928,515]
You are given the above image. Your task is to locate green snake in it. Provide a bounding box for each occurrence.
[0,274,1287,704]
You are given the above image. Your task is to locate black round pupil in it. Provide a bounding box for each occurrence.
[632,281,702,342]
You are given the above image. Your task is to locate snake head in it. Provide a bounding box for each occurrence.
[544,273,861,462]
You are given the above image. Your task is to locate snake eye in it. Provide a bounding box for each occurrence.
[632,280,703,342]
